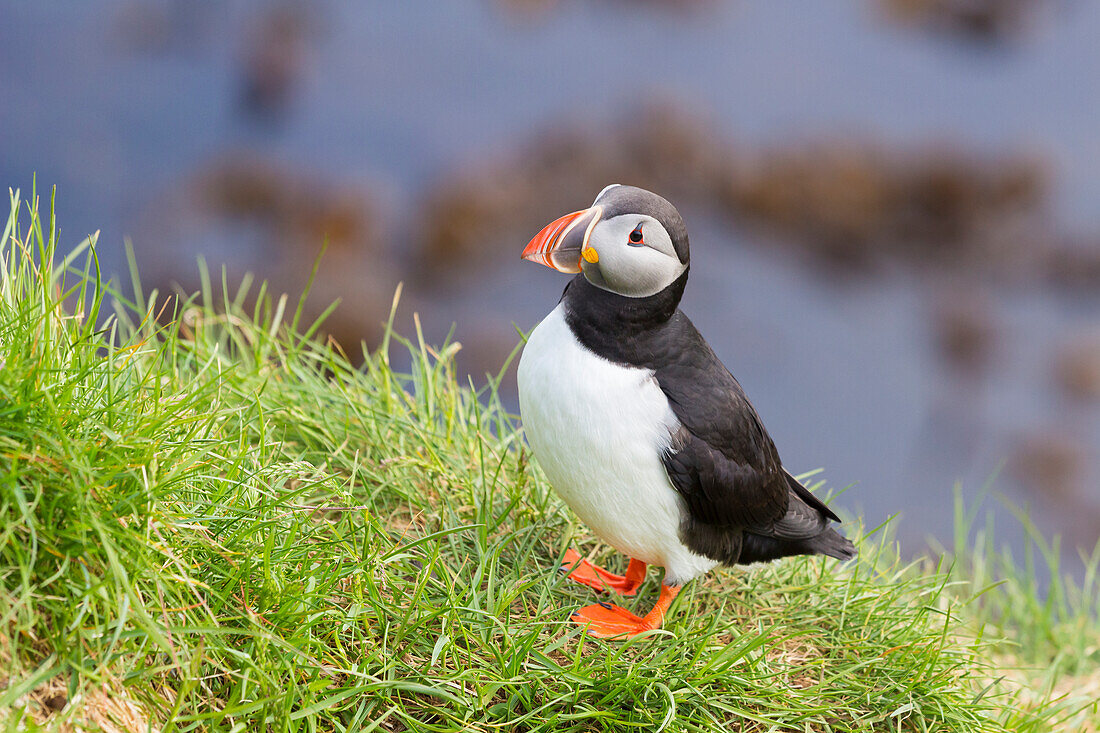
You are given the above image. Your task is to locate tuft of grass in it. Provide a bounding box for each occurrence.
[0,186,1097,731]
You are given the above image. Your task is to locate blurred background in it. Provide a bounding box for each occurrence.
[2,1,1099,563]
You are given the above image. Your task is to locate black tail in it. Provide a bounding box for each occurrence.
[739,526,857,564]
[807,526,857,561]
[734,472,857,564]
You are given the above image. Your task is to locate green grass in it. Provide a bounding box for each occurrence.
[1,186,1098,732]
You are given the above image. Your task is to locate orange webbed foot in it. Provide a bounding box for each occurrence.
[561,548,646,596]
[570,585,681,639]
[571,602,650,638]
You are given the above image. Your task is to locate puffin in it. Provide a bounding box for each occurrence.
[517,184,856,638]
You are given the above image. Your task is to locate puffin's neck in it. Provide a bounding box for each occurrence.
[561,270,688,364]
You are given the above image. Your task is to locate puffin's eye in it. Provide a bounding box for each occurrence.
[628,223,644,246]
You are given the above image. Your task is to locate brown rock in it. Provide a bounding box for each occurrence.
[417,105,1049,279]
[931,288,998,377]
[1010,431,1084,499]
[876,0,1041,43]
[137,152,394,356]
[1056,336,1100,402]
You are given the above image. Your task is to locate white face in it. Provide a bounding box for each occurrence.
[580,213,688,298]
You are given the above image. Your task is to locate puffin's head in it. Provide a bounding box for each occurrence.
[521,185,689,298]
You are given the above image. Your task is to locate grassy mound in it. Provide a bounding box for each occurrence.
[1,188,1098,731]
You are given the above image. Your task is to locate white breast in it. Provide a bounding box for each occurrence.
[517,304,719,584]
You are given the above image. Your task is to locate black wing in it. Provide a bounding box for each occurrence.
[656,312,790,533]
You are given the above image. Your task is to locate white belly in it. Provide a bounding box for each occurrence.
[517,304,719,584]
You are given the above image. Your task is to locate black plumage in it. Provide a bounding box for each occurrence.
[562,271,855,567]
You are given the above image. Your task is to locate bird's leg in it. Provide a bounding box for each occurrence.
[571,583,682,638]
[560,548,646,596]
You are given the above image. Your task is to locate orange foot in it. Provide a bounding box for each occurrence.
[571,585,681,638]
[561,548,646,596]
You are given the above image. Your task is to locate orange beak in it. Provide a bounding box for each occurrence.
[521,205,603,273]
